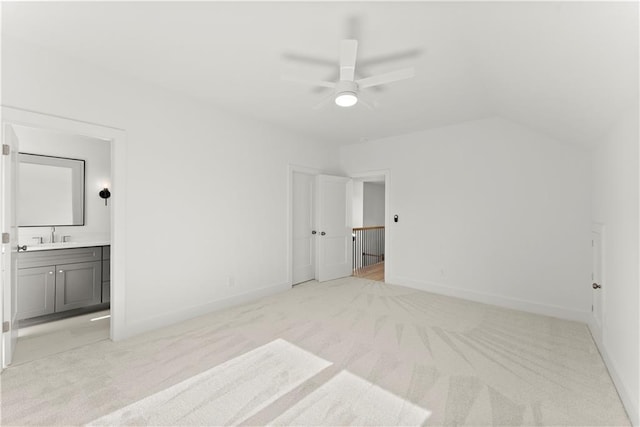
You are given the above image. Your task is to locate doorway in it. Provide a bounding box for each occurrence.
[11,125,111,365]
[1,107,126,368]
[350,171,389,283]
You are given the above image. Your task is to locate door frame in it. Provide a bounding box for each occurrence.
[350,169,391,283]
[589,222,605,346]
[287,164,322,287]
[1,123,19,369]
[1,106,127,343]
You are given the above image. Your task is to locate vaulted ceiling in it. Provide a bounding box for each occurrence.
[2,1,638,146]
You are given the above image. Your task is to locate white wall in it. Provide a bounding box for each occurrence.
[352,181,364,228]
[363,182,385,227]
[2,37,339,338]
[341,117,592,321]
[15,126,111,244]
[591,105,639,426]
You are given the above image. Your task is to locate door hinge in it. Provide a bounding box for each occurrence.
[2,321,9,333]
[1,233,9,244]
[2,144,10,156]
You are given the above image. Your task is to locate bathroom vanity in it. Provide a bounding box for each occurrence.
[15,146,112,325]
[17,244,110,321]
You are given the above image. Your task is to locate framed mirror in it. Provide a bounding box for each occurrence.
[18,153,85,227]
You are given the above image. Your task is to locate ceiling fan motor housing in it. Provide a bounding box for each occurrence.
[335,80,358,97]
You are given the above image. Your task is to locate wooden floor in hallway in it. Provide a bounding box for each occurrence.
[353,262,384,282]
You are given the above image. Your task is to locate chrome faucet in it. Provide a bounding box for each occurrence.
[50,227,56,244]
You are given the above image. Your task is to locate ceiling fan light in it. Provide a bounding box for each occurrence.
[335,92,358,107]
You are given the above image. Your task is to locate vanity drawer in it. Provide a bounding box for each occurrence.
[19,247,102,269]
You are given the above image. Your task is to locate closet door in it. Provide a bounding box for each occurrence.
[315,175,353,282]
[292,172,316,285]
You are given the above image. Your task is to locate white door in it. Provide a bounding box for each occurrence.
[292,172,315,284]
[591,230,603,335]
[1,124,19,368]
[316,175,352,282]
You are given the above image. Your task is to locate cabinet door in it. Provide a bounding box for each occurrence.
[55,261,102,312]
[17,266,56,320]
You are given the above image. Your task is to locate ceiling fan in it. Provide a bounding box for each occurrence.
[282,39,415,108]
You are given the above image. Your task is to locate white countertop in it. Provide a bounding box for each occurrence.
[21,241,110,252]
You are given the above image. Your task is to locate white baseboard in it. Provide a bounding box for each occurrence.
[390,275,590,323]
[588,317,640,427]
[122,282,291,340]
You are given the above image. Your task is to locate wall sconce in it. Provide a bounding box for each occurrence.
[99,187,111,206]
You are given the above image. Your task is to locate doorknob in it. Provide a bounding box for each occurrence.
[320,231,326,236]
[592,283,601,289]
[311,230,317,235]
[17,245,26,252]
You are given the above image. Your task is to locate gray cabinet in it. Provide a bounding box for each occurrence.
[55,261,102,312]
[17,246,109,321]
[17,266,56,320]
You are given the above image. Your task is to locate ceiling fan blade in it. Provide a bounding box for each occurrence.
[339,39,358,81]
[312,93,336,110]
[356,67,415,89]
[313,67,383,93]
[281,75,336,89]
[354,67,383,92]
[358,48,422,68]
[282,52,335,67]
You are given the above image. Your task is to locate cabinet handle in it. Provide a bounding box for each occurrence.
[58,270,64,274]
[49,271,53,275]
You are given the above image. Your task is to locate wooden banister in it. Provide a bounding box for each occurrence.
[352,226,385,272]
[352,226,385,231]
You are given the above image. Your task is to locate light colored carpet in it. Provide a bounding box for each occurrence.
[88,339,334,426]
[12,310,110,366]
[0,277,630,426]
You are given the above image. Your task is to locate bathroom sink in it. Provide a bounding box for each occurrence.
[30,242,73,250]
[22,241,110,252]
